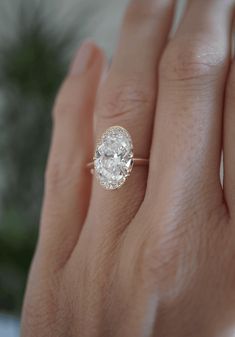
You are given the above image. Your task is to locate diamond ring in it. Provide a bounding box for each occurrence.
[86,126,149,190]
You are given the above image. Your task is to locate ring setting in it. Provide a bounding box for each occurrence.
[87,126,148,190]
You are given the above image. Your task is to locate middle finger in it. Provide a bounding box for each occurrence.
[147,0,234,209]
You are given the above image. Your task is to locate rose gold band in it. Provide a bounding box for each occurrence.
[86,158,149,170]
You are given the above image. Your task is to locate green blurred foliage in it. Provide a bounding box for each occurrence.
[0,2,78,314]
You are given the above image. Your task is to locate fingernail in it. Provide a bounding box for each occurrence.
[70,41,96,76]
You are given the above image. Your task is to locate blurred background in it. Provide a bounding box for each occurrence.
[0,0,184,335]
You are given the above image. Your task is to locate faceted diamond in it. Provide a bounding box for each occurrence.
[94,126,134,190]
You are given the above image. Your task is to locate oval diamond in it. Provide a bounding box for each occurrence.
[94,126,134,190]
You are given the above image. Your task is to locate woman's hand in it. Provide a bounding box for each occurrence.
[21,0,235,336]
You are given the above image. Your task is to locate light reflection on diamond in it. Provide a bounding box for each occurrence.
[94,126,134,190]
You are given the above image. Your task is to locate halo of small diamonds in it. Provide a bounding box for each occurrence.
[94,126,134,190]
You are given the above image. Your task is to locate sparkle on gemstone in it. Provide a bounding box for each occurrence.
[94,126,134,190]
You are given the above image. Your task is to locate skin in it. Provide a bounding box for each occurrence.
[21,0,235,336]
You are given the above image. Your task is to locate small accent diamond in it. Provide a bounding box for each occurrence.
[94,126,134,190]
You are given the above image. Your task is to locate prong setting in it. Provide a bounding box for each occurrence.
[94,126,134,190]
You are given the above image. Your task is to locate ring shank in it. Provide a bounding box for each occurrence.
[86,158,149,170]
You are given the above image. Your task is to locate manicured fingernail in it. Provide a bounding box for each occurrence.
[70,41,96,76]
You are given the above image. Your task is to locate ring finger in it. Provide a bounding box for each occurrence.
[86,0,176,234]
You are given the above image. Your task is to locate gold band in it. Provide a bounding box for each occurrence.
[86,158,149,170]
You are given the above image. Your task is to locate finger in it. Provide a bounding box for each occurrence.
[87,0,176,233]
[38,41,105,265]
[223,56,235,216]
[147,0,234,207]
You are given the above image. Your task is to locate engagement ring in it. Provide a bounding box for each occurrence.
[87,126,149,190]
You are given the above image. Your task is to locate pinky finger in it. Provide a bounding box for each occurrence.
[38,41,105,266]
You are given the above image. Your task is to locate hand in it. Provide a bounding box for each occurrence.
[21,0,235,336]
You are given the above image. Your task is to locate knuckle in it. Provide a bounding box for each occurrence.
[138,211,203,293]
[160,37,227,82]
[138,204,227,295]
[98,79,155,123]
[141,226,188,290]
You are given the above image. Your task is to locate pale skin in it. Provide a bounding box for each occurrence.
[21,0,235,336]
